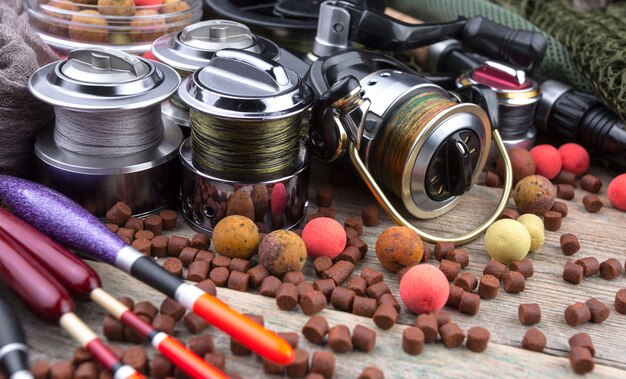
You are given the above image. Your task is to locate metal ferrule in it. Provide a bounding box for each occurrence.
[179,138,310,234]
[29,48,183,218]
[359,70,491,219]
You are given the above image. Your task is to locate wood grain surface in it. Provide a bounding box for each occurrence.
[4,161,626,378]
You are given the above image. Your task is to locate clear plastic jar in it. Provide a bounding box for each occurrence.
[24,0,202,54]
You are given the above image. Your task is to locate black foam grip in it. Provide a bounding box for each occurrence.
[0,297,29,376]
[130,256,184,299]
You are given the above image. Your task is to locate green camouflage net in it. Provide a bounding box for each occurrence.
[387,0,590,90]
[492,0,626,122]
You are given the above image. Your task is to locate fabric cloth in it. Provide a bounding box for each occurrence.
[0,0,57,178]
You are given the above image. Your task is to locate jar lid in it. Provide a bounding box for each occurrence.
[152,20,280,73]
[29,48,180,110]
[178,49,314,120]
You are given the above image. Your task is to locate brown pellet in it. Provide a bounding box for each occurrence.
[287,348,309,378]
[583,194,603,212]
[150,353,174,379]
[555,170,576,185]
[361,205,379,227]
[402,327,425,355]
[565,302,591,326]
[483,259,507,281]
[227,270,249,292]
[151,235,169,257]
[301,291,327,315]
[102,315,125,341]
[345,216,364,236]
[72,347,92,366]
[459,292,481,315]
[313,256,333,277]
[117,228,135,243]
[196,279,217,296]
[585,298,610,323]
[276,332,299,349]
[276,283,299,311]
[229,257,251,273]
[284,271,306,285]
[160,297,185,321]
[569,333,595,356]
[580,174,602,193]
[439,259,461,281]
[263,358,285,375]
[453,272,478,292]
[313,279,336,300]
[190,233,210,250]
[557,184,575,200]
[421,242,431,263]
[522,328,546,352]
[439,322,465,348]
[563,261,584,284]
[345,227,359,241]
[322,260,355,286]
[167,236,189,257]
[162,257,183,277]
[106,202,132,225]
[194,250,214,265]
[316,188,333,207]
[435,242,455,261]
[434,311,452,327]
[569,346,594,374]
[203,352,225,371]
[502,271,525,293]
[366,281,391,299]
[373,304,397,330]
[543,210,562,231]
[297,282,315,301]
[348,238,368,258]
[152,314,175,335]
[183,312,209,334]
[212,255,231,268]
[132,238,151,256]
[330,287,355,312]
[485,170,500,187]
[600,258,623,280]
[445,249,469,268]
[49,360,72,379]
[302,316,329,344]
[377,293,401,313]
[560,233,581,256]
[134,301,157,320]
[245,313,265,327]
[122,346,148,373]
[396,265,415,282]
[352,296,378,317]
[31,360,50,379]
[328,325,352,353]
[143,215,162,235]
[179,247,199,267]
[188,335,215,356]
[104,223,119,233]
[231,337,251,356]
[478,274,500,299]
[551,201,569,217]
[361,267,384,286]
[318,207,337,219]
[575,257,600,276]
[160,209,177,229]
[135,229,154,242]
[415,313,438,343]
[498,208,520,220]
[466,326,490,352]
[247,265,269,289]
[346,276,367,296]
[337,246,361,265]
[352,324,376,352]
[518,303,541,325]
[358,367,384,379]
[209,267,229,287]
[447,284,463,307]
[187,261,210,282]
[509,259,534,279]
[310,351,335,379]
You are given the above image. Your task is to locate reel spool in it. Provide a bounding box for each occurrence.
[152,20,303,132]
[177,49,314,234]
[307,50,513,244]
[28,49,183,218]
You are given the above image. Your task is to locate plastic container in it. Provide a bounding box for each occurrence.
[24,0,203,55]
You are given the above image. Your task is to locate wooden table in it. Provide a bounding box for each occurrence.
[4,161,626,378]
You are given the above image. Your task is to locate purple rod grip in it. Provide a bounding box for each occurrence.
[0,175,125,265]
